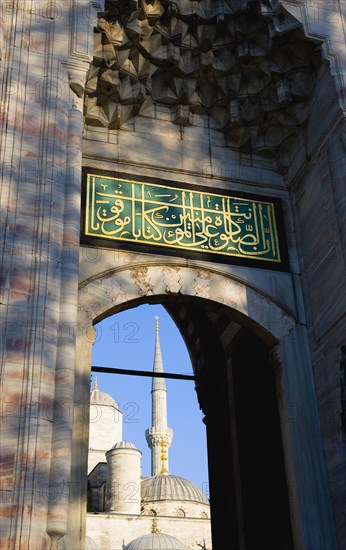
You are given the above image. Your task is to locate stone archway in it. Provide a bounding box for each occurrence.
[64,258,335,549]
[78,262,296,337]
[0,0,344,547]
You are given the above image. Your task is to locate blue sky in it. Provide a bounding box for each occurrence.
[92,304,209,498]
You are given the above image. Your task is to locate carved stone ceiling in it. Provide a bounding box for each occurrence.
[84,0,323,173]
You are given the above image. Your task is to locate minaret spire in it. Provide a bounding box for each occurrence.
[145,317,173,476]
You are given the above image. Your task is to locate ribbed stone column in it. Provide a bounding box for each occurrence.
[0,2,102,549]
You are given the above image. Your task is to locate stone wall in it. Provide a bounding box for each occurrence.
[0,2,102,548]
[86,513,212,550]
[291,117,346,549]
[0,0,345,548]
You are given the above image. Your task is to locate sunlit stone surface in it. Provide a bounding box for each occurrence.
[0,0,345,548]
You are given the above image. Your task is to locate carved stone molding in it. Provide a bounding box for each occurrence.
[269,345,283,373]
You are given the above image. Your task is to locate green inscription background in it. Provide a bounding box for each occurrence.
[84,174,282,263]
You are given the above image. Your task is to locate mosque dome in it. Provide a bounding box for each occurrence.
[90,380,119,409]
[85,536,98,550]
[141,475,209,505]
[110,441,138,450]
[123,532,186,549]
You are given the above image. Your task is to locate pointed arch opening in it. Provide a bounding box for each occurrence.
[86,303,212,548]
[76,272,295,549]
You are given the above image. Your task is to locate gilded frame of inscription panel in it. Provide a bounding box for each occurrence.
[81,168,289,272]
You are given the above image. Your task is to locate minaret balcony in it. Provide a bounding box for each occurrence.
[145,427,173,448]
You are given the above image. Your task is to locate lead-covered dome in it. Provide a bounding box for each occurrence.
[124,532,186,549]
[141,475,209,505]
[85,536,98,550]
[110,441,139,450]
[90,387,119,409]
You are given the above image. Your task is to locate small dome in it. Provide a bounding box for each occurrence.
[141,475,209,505]
[85,536,98,550]
[110,441,139,451]
[90,388,119,409]
[124,532,186,549]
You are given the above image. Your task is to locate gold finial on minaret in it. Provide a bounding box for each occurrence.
[155,315,159,334]
[93,376,98,391]
[159,437,169,475]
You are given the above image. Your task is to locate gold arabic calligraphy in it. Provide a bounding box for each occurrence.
[85,175,281,262]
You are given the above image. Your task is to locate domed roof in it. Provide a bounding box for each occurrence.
[141,475,209,505]
[124,532,186,549]
[90,377,120,408]
[110,441,140,451]
[85,536,98,550]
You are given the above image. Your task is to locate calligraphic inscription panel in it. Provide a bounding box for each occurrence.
[83,170,288,269]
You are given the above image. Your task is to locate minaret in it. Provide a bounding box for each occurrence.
[145,317,173,476]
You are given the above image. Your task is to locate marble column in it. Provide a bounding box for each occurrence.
[0,2,102,548]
